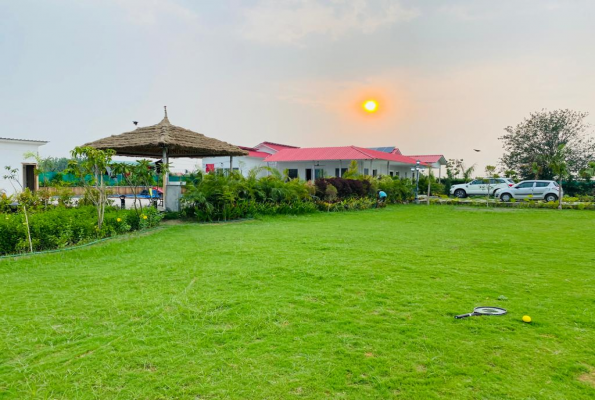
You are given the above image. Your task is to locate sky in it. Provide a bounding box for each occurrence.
[1,0,594,173]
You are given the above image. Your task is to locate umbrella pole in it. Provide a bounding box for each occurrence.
[162,147,168,210]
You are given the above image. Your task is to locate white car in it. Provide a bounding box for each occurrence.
[494,180,562,202]
[450,178,515,198]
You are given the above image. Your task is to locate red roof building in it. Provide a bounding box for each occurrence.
[202,141,445,181]
[264,146,423,165]
[254,141,300,153]
[238,146,273,159]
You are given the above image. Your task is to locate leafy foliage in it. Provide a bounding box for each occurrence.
[500,109,595,180]
[181,169,415,222]
[66,147,116,230]
[0,206,161,256]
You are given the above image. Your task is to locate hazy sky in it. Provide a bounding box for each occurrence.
[2,0,594,172]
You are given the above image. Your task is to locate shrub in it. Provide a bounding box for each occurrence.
[315,178,369,199]
[0,206,162,256]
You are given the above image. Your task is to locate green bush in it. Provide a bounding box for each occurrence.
[316,198,376,212]
[431,198,595,211]
[0,206,162,256]
[181,169,409,222]
[562,180,595,196]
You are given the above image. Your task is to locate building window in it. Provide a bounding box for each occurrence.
[334,168,348,177]
[372,169,377,177]
[287,169,298,179]
[364,168,369,175]
[389,171,394,177]
[315,169,325,179]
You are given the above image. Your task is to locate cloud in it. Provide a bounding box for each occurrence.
[109,0,198,25]
[239,0,419,46]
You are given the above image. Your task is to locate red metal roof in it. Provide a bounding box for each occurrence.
[264,146,425,165]
[406,155,446,163]
[238,146,270,158]
[258,141,300,151]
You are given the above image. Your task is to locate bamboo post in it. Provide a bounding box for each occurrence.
[162,147,168,210]
[427,166,431,205]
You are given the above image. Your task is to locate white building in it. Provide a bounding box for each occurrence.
[202,142,298,178]
[0,137,47,196]
[203,141,446,180]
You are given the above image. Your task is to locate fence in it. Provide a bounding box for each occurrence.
[38,172,188,187]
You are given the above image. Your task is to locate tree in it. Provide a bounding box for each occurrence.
[38,156,71,172]
[485,165,496,177]
[461,163,475,181]
[579,161,595,181]
[112,160,155,215]
[66,147,115,230]
[500,109,595,180]
[3,166,33,252]
[446,159,464,179]
[549,144,568,210]
[503,169,518,181]
[342,160,360,179]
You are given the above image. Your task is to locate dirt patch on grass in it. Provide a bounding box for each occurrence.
[578,371,595,387]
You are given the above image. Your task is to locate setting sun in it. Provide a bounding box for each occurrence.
[363,100,378,113]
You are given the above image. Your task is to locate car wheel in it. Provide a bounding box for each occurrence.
[501,193,512,202]
[545,193,558,202]
[454,189,466,198]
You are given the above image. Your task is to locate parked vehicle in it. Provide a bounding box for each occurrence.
[494,180,562,202]
[450,178,515,198]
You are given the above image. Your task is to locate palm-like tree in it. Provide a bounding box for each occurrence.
[461,164,475,181]
[579,161,595,181]
[549,144,568,210]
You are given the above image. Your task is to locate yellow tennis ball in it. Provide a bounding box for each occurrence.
[522,315,532,323]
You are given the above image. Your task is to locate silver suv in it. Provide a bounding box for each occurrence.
[494,180,562,202]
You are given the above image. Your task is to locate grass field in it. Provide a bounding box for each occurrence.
[1,206,594,399]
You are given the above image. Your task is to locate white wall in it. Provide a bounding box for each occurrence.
[201,156,268,178]
[0,140,45,195]
[273,160,415,180]
[111,156,202,175]
[197,155,422,181]
[169,157,202,174]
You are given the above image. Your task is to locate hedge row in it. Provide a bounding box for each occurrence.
[430,198,595,210]
[0,206,162,256]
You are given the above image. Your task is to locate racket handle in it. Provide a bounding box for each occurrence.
[455,313,474,319]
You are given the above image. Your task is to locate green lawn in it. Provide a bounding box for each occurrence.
[1,206,594,399]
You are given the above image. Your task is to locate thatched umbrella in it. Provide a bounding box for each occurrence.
[84,107,247,209]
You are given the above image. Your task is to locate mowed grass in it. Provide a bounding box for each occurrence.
[1,206,594,399]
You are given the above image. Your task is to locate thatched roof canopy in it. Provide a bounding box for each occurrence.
[84,109,247,158]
